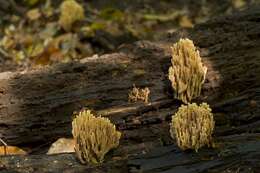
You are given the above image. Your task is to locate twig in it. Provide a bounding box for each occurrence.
[0,137,7,155]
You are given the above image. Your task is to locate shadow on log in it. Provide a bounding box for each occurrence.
[0,5,260,173]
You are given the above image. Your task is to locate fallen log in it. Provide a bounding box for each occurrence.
[0,5,260,173]
[1,133,260,173]
[128,133,260,173]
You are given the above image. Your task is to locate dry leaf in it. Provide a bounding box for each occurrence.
[0,146,27,155]
[179,15,193,28]
[47,138,75,155]
[27,8,42,21]
[31,41,61,65]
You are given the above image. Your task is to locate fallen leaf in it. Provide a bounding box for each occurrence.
[232,0,246,9]
[47,138,75,155]
[0,146,27,155]
[179,15,193,28]
[27,8,42,21]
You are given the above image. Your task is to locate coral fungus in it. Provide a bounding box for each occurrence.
[168,38,207,103]
[128,85,150,103]
[170,103,214,151]
[72,110,121,164]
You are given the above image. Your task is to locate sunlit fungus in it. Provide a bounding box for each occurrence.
[170,103,214,152]
[168,38,207,104]
[72,110,121,164]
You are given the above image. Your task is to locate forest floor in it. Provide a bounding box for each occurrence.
[0,0,258,72]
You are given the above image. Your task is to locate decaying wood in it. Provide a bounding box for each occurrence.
[0,6,260,173]
[129,133,260,173]
[1,134,260,173]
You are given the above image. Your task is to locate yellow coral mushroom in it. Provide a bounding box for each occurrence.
[168,38,207,104]
[128,85,150,103]
[72,110,121,164]
[59,0,85,31]
[170,103,214,151]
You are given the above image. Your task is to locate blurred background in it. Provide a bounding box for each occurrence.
[0,0,259,71]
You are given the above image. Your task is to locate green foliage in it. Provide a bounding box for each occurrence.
[99,8,124,22]
[23,0,44,6]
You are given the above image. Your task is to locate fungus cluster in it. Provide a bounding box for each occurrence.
[128,85,150,103]
[168,38,215,151]
[170,103,214,151]
[168,38,207,104]
[72,110,121,164]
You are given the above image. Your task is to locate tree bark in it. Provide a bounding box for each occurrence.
[1,134,260,173]
[0,5,260,173]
